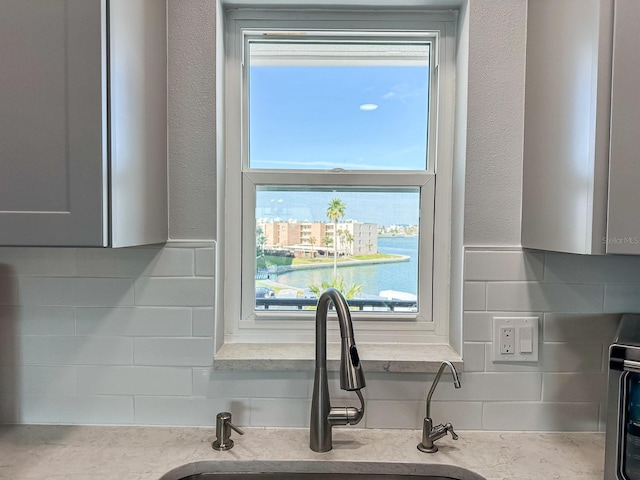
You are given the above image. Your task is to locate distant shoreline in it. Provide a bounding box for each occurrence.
[282,254,410,273]
[377,234,418,238]
[257,254,411,293]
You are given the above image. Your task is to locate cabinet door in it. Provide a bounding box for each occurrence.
[606,0,640,254]
[0,0,107,246]
[521,0,612,255]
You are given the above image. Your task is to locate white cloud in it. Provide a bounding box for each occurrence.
[359,103,379,111]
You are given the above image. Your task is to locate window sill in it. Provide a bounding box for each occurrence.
[213,342,462,373]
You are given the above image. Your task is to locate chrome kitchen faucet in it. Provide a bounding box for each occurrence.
[310,288,366,453]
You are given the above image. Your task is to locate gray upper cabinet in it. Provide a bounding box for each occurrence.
[606,0,640,254]
[521,0,613,255]
[0,0,167,247]
[522,0,640,255]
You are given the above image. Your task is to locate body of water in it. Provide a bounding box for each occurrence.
[275,236,419,297]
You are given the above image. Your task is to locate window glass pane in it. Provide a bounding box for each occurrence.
[248,41,430,171]
[255,187,420,313]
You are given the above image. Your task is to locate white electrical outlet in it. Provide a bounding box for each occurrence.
[492,316,540,363]
[500,326,515,354]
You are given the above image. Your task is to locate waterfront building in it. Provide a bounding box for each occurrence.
[258,220,377,256]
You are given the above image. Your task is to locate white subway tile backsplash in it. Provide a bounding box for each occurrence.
[0,396,19,423]
[0,365,77,394]
[482,344,541,373]
[78,366,192,395]
[462,342,485,372]
[134,397,250,426]
[486,282,603,312]
[545,253,640,284]
[192,369,308,398]
[76,307,191,337]
[482,402,599,431]
[605,284,640,313]
[465,250,544,281]
[365,400,483,430]
[250,398,310,427]
[542,373,607,403]
[428,401,484,430]
[195,248,215,277]
[463,312,492,341]
[463,311,541,341]
[0,248,76,276]
[357,373,426,401]
[538,343,604,373]
[0,245,624,431]
[18,336,133,365]
[192,308,214,337]
[543,313,620,343]
[365,400,421,429]
[0,307,75,336]
[18,277,134,307]
[432,372,542,401]
[484,343,603,373]
[463,282,486,311]
[76,247,194,277]
[0,340,19,366]
[134,338,213,366]
[134,278,214,306]
[602,344,610,372]
[0,277,17,305]
[11,394,134,425]
[599,404,607,432]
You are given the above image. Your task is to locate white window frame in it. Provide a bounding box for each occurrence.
[221,8,456,345]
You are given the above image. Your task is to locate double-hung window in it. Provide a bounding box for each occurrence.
[222,9,455,345]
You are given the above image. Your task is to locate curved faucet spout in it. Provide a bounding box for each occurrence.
[310,288,366,453]
[418,360,462,453]
[426,360,460,418]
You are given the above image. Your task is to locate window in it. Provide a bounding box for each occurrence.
[222,9,456,344]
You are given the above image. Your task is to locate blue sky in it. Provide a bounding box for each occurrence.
[249,65,429,171]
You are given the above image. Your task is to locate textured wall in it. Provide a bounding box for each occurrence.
[168,1,217,241]
[166,0,529,244]
[463,0,527,246]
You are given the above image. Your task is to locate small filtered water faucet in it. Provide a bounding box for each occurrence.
[309,288,366,452]
[418,360,462,453]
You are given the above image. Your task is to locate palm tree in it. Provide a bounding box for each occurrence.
[322,236,333,258]
[309,236,317,258]
[326,198,346,278]
[256,226,266,256]
[309,277,361,299]
[343,230,354,255]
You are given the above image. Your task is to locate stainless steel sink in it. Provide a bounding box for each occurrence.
[161,462,487,480]
[178,475,461,480]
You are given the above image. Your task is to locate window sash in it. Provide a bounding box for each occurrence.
[241,172,435,323]
[242,30,437,174]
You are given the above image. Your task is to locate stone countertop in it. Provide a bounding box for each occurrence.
[0,425,604,480]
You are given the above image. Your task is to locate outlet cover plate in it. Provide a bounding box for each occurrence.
[492,316,539,363]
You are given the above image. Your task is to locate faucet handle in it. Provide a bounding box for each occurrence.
[444,422,458,440]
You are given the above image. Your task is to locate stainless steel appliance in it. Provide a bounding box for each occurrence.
[606,314,640,479]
